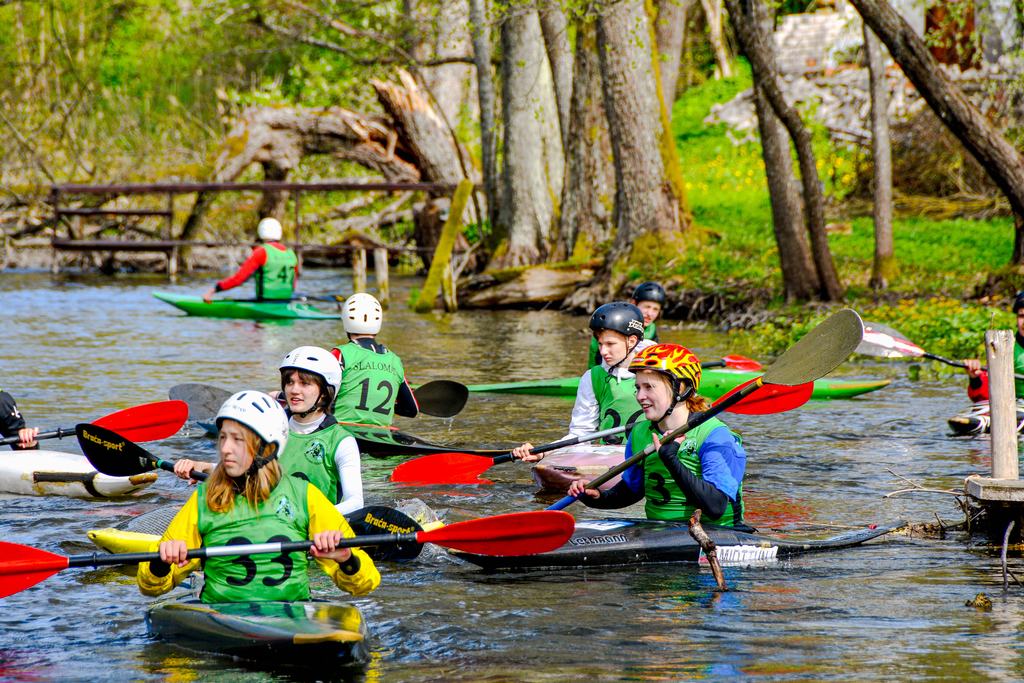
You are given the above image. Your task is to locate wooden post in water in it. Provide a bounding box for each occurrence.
[442,260,457,312]
[413,179,473,313]
[373,247,390,307]
[987,330,1019,480]
[353,248,367,293]
[293,191,303,271]
[166,193,177,279]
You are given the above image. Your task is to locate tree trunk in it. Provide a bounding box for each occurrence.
[654,0,695,110]
[556,21,615,261]
[863,23,895,290]
[469,0,500,237]
[538,0,574,152]
[700,0,734,78]
[849,0,1024,264]
[753,84,819,300]
[726,0,843,300]
[493,9,562,268]
[258,162,290,221]
[404,0,477,128]
[598,0,680,258]
[645,0,691,222]
[180,104,422,242]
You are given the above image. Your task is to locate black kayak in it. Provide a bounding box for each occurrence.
[947,400,1024,436]
[455,517,905,571]
[147,598,369,667]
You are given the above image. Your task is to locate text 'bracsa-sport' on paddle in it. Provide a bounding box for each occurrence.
[546,308,865,511]
[857,320,1024,381]
[0,400,188,447]
[0,511,575,598]
[77,423,208,481]
[389,379,813,485]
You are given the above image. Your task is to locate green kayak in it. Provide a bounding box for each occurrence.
[153,291,340,320]
[467,368,890,401]
[146,598,369,667]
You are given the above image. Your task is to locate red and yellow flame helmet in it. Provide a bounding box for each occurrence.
[629,343,701,392]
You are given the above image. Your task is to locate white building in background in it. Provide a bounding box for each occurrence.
[773,0,1021,75]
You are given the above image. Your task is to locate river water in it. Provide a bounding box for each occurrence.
[0,270,1022,681]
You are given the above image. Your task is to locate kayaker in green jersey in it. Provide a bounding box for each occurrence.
[331,293,418,427]
[172,347,365,516]
[588,281,665,368]
[0,390,38,449]
[963,291,1024,401]
[568,344,747,528]
[139,391,380,603]
[202,217,299,303]
[512,302,655,460]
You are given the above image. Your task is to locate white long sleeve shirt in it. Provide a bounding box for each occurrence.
[562,339,656,441]
[288,415,364,515]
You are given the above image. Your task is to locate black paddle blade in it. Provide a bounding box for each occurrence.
[168,383,232,421]
[413,380,469,418]
[344,506,424,561]
[76,424,157,477]
[763,309,864,386]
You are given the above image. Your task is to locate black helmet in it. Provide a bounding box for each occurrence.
[590,302,646,339]
[1014,291,1024,313]
[631,281,667,305]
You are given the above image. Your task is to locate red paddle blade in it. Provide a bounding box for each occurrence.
[93,400,188,442]
[418,511,574,556]
[390,453,495,485]
[0,542,70,598]
[715,378,813,415]
[721,354,763,371]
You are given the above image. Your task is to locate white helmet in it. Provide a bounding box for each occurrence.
[280,346,342,394]
[343,293,383,335]
[215,391,289,461]
[256,217,283,241]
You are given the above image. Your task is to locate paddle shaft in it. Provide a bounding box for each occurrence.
[0,428,75,446]
[547,378,763,510]
[43,537,418,571]
[155,458,209,481]
[924,352,1024,381]
[486,422,639,468]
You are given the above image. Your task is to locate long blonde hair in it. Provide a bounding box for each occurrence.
[205,425,283,513]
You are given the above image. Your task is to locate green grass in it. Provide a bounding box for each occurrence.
[664,60,1016,356]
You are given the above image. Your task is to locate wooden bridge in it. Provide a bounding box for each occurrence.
[48,180,463,304]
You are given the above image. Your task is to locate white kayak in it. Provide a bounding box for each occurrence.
[531,443,625,493]
[0,449,158,498]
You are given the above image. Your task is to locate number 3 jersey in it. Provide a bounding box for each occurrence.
[136,478,380,602]
[332,340,407,427]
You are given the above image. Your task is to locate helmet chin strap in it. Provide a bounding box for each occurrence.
[654,383,693,430]
[247,443,278,476]
[607,337,641,373]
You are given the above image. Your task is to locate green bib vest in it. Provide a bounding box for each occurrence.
[196,475,311,603]
[589,366,644,443]
[280,419,350,504]
[587,323,659,368]
[333,342,406,427]
[630,418,743,526]
[256,244,297,300]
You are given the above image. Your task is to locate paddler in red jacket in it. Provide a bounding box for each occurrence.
[962,291,1024,401]
[203,217,299,303]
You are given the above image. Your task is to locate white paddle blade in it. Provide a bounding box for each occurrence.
[857,322,926,359]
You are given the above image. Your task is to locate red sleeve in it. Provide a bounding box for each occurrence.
[216,246,267,292]
[331,347,342,363]
[967,370,990,403]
